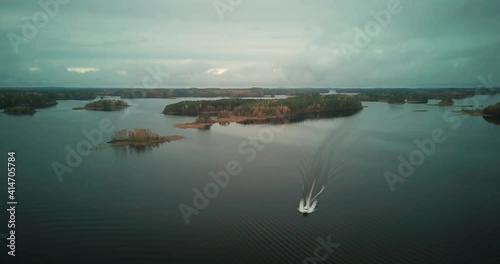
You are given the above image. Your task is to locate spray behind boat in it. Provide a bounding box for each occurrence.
[297,120,361,215]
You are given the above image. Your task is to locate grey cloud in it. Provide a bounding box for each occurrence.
[0,0,498,88]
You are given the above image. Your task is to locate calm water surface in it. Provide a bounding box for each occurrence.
[1,95,499,263]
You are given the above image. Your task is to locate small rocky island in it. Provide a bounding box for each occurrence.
[73,99,129,111]
[4,105,36,115]
[108,128,183,148]
[164,94,363,129]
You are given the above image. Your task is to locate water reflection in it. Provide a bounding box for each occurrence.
[237,109,363,125]
[110,142,165,154]
[483,116,500,125]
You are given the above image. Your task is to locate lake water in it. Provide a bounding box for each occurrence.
[1,95,499,263]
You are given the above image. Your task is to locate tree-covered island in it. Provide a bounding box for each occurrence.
[438,98,454,106]
[108,128,183,148]
[164,94,363,128]
[73,99,129,111]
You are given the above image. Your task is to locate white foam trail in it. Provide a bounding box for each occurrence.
[297,120,362,215]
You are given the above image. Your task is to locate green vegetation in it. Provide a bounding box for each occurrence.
[44,91,96,100]
[438,98,454,106]
[0,88,328,103]
[4,105,36,115]
[163,98,256,114]
[406,93,429,104]
[0,92,57,109]
[76,99,129,111]
[233,94,362,117]
[164,94,363,118]
[387,95,406,104]
[120,88,327,98]
[483,102,500,117]
[195,113,213,123]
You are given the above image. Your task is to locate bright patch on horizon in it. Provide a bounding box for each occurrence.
[67,67,99,73]
[207,68,227,75]
[29,67,40,72]
[116,70,127,76]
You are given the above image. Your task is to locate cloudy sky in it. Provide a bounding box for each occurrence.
[1,0,499,88]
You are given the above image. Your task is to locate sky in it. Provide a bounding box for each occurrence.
[1,0,499,88]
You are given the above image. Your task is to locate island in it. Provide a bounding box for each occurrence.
[73,99,129,111]
[3,105,36,115]
[108,128,184,148]
[164,94,363,129]
[438,98,454,106]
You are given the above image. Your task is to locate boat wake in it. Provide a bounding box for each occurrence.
[297,121,361,215]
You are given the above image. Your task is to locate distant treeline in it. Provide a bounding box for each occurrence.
[336,88,500,103]
[118,88,328,98]
[163,94,363,118]
[1,87,499,109]
[0,88,326,108]
[0,89,98,109]
[0,92,58,109]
